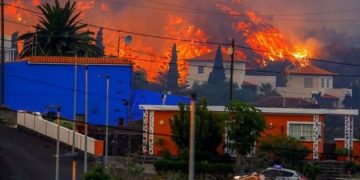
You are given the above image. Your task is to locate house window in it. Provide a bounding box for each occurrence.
[327,79,330,88]
[321,79,325,88]
[304,78,313,88]
[198,66,204,74]
[288,123,313,141]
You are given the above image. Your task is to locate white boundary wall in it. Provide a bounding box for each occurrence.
[16,111,102,156]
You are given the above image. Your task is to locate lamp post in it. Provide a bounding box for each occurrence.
[55,108,60,180]
[229,39,235,101]
[99,75,110,168]
[72,53,78,180]
[188,94,196,180]
[84,65,89,173]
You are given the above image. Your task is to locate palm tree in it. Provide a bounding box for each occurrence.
[259,83,272,95]
[18,0,102,58]
[259,83,279,97]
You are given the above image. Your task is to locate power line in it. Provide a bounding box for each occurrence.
[3,3,230,46]
[5,7,360,69]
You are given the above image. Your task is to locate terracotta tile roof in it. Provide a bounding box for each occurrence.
[23,56,132,65]
[252,96,319,108]
[288,65,336,76]
[187,50,245,63]
[242,81,257,86]
[322,93,339,99]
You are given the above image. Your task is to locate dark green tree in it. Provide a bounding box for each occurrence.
[96,28,105,56]
[259,83,279,97]
[260,136,310,168]
[208,46,226,84]
[225,100,265,164]
[170,100,225,161]
[167,43,180,90]
[84,165,111,180]
[17,0,102,58]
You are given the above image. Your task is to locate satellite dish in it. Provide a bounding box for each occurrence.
[124,35,132,45]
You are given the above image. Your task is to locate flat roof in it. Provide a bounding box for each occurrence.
[139,105,358,116]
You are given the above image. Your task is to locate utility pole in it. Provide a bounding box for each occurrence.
[84,65,88,173]
[55,107,61,180]
[117,31,121,58]
[229,39,235,101]
[98,75,110,168]
[188,94,196,180]
[105,76,109,168]
[72,54,78,180]
[1,0,5,106]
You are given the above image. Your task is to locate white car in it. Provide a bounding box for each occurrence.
[261,167,306,180]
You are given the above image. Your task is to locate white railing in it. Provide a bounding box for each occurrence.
[16,111,104,156]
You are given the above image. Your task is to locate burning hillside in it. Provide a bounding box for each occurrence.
[4,0,318,83]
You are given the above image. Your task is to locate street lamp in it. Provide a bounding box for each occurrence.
[72,53,78,180]
[98,74,110,168]
[84,65,89,173]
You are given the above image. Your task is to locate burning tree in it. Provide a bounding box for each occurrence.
[17,0,102,58]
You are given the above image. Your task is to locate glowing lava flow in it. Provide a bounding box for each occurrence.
[217,4,311,67]
[161,15,210,85]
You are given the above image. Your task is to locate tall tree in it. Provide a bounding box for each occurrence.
[225,100,265,165]
[208,46,226,84]
[166,44,179,90]
[17,0,102,58]
[170,100,225,160]
[96,28,105,56]
[11,31,19,59]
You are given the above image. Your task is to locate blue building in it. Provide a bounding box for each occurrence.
[5,56,190,126]
[5,56,132,126]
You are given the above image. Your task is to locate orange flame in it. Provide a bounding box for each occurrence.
[218,5,311,67]
[162,15,211,85]
[31,0,41,6]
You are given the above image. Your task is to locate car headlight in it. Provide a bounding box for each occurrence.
[233,176,241,180]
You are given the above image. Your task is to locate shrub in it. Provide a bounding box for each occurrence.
[154,159,234,176]
[260,136,310,168]
[335,148,350,156]
[345,161,360,174]
[84,165,111,180]
[303,163,321,180]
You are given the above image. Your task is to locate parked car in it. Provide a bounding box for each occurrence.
[261,167,306,180]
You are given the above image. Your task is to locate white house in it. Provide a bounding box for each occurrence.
[276,65,351,107]
[186,50,246,87]
[1,35,17,62]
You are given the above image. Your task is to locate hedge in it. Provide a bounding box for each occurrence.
[154,159,234,175]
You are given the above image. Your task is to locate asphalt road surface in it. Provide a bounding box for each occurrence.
[0,124,86,180]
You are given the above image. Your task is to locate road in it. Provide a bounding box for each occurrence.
[0,124,86,180]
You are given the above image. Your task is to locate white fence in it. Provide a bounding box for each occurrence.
[16,111,104,156]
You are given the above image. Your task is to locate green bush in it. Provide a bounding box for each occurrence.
[345,161,360,174]
[154,159,234,176]
[335,148,350,156]
[303,163,321,180]
[260,136,310,168]
[84,165,111,180]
